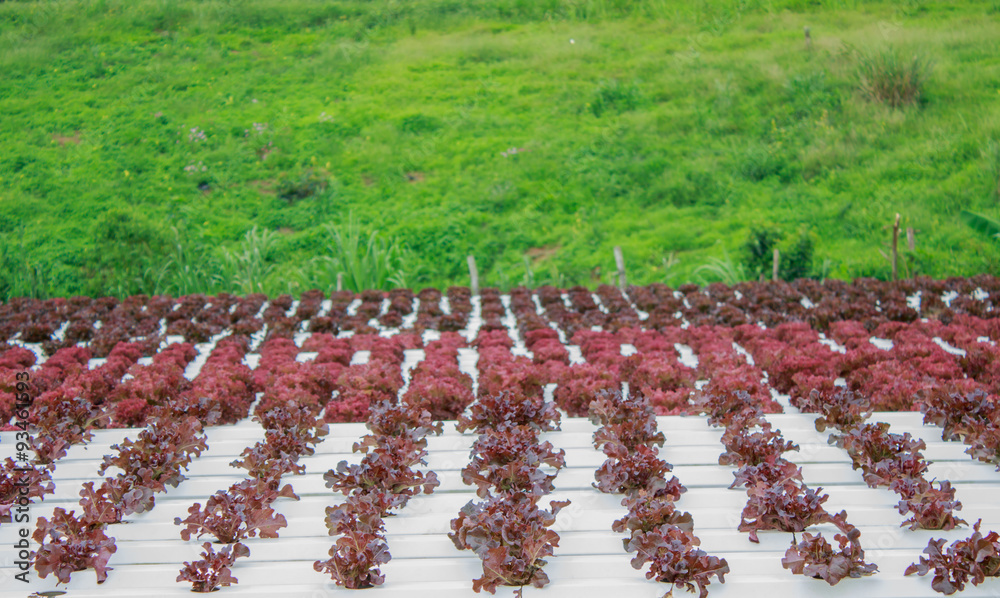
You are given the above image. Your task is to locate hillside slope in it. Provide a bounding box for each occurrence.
[1,0,999,298]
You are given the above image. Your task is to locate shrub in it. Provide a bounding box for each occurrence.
[783,231,814,281]
[743,226,782,278]
[742,227,813,281]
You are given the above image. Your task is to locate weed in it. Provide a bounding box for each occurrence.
[314,216,407,291]
[589,79,643,117]
[737,144,795,182]
[851,46,933,108]
[149,227,216,297]
[961,210,1000,240]
[397,113,442,135]
[693,248,749,286]
[0,228,48,300]
[218,226,279,295]
[661,252,682,286]
[277,169,329,203]
[784,70,842,120]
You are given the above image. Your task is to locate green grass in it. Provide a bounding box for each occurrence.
[2,0,1000,298]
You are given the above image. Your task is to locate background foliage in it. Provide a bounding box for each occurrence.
[2,0,999,298]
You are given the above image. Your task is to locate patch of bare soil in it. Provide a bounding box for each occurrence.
[52,132,81,147]
[526,245,561,262]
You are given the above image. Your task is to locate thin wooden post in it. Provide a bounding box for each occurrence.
[891,213,901,282]
[467,255,479,296]
[906,227,915,252]
[336,272,343,292]
[772,248,780,282]
[613,246,626,290]
[804,26,812,50]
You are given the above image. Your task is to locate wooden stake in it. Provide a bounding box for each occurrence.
[804,26,812,50]
[467,255,479,296]
[336,272,343,292]
[906,227,915,252]
[613,246,626,290]
[772,248,780,282]
[891,213,901,282]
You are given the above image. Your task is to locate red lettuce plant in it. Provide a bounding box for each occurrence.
[323,434,440,516]
[828,423,928,485]
[552,365,620,416]
[30,396,110,463]
[588,389,666,452]
[403,375,474,420]
[905,520,1000,594]
[175,478,299,543]
[449,492,570,597]
[808,389,873,432]
[613,493,694,538]
[33,508,117,584]
[895,482,967,531]
[782,524,878,585]
[595,444,677,496]
[78,480,152,525]
[462,426,565,498]
[718,424,799,467]
[177,541,250,592]
[314,495,391,588]
[364,400,443,439]
[457,390,560,434]
[738,479,834,543]
[0,458,53,521]
[729,454,802,490]
[98,416,207,494]
[626,523,730,598]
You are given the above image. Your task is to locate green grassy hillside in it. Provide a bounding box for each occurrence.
[2,0,1000,298]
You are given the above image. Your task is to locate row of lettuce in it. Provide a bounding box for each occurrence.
[3,275,999,357]
[1,303,999,594]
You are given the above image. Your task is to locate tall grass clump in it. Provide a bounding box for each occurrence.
[316,217,407,291]
[589,79,643,117]
[149,228,217,297]
[219,226,280,295]
[693,248,749,286]
[853,46,933,108]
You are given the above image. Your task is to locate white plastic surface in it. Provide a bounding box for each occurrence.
[3,410,999,597]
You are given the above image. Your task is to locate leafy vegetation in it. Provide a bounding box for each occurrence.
[2,0,1000,299]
